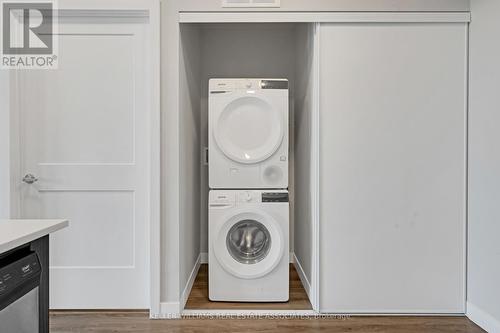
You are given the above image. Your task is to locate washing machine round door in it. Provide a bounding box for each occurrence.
[214,95,284,164]
[213,210,285,279]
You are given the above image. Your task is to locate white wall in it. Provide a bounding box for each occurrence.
[198,23,297,254]
[0,71,9,219]
[160,0,181,308]
[179,24,202,304]
[293,24,315,289]
[468,0,500,331]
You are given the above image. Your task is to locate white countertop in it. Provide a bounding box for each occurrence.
[0,219,69,254]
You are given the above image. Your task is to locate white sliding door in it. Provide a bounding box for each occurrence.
[319,22,467,313]
[14,3,157,309]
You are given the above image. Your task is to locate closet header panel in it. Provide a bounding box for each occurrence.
[179,12,470,23]
[177,0,469,13]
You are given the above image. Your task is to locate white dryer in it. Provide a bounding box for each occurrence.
[209,189,289,302]
[209,78,289,189]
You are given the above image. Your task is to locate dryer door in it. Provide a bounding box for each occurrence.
[213,210,284,279]
[213,94,284,164]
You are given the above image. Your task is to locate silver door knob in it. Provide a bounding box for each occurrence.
[22,174,38,184]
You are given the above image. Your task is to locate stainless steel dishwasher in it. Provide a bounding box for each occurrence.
[0,248,41,333]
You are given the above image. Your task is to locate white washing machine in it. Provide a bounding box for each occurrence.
[209,189,289,302]
[209,78,289,189]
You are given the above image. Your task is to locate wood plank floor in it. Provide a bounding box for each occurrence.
[50,311,485,333]
[184,264,312,310]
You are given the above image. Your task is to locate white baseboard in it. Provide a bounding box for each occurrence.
[292,252,312,300]
[467,302,500,333]
[154,302,180,319]
[180,253,202,310]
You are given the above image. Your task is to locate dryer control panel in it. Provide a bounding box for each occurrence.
[260,80,289,90]
[209,78,288,93]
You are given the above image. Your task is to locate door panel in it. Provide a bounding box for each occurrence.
[18,18,151,308]
[41,191,135,267]
[25,34,135,165]
[319,23,467,313]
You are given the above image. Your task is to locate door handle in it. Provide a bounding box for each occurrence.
[22,174,38,184]
[209,203,232,208]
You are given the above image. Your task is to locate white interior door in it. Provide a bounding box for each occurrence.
[15,8,155,309]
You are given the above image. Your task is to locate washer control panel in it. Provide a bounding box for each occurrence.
[210,190,289,205]
[262,192,289,203]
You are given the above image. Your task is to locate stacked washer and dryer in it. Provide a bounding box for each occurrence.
[208,78,290,302]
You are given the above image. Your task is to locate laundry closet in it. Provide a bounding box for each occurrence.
[178,22,318,312]
[174,5,468,315]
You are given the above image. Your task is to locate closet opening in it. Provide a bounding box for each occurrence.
[179,22,317,313]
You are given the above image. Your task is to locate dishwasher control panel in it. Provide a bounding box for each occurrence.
[0,252,40,296]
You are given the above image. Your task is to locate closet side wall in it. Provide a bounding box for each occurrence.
[293,24,316,293]
[179,25,202,301]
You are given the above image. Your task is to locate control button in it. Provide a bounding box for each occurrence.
[245,191,252,202]
[263,166,283,185]
[280,155,287,161]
